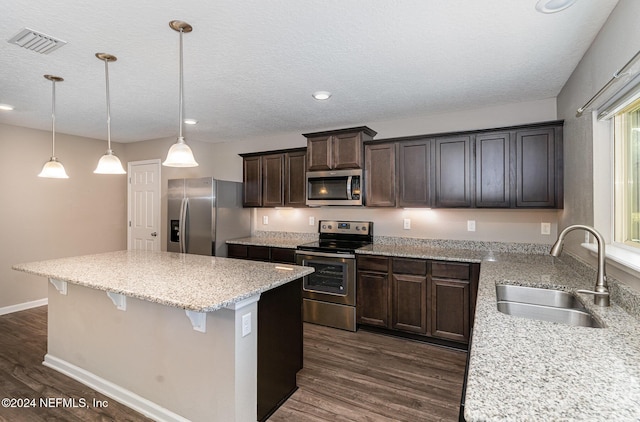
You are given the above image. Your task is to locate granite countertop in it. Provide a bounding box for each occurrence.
[464,253,640,421]
[13,250,313,312]
[226,233,317,249]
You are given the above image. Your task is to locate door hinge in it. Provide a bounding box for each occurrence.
[129,221,132,227]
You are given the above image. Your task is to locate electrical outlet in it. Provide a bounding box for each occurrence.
[262,216,268,225]
[541,222,551,235]
[467,220,476,232]
[403,218,411,230]
[309,216,315,226]
[242,313,252,337]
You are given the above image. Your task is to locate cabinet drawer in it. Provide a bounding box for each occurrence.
[227,244,248,259]
[248,245,271,261]
[357,255,389,272]
[431,261,470,280]
[392,258,427,276]
[271,247,296,264]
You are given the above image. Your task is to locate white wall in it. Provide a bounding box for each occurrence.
[0,123,127,310]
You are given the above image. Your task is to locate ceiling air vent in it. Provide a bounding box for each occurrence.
[7,28,67,54]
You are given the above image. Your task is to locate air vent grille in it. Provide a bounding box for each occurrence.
[7,28,67,54]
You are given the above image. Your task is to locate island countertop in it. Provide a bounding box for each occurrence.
[13,250,314,312]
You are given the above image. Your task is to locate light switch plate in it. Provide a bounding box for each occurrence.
[262,216,268,225]
[467,220,476,232]
[309,216,315,226]
[403,218,411,230]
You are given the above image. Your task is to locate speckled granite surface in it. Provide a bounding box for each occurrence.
[465,253,640,421]
[226,231,317,249]
[12,250,313,312]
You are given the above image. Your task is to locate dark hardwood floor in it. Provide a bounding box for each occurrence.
[0,306,466,421]
[269,324,467,422]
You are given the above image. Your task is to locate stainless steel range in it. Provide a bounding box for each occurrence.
[296,220,373,331]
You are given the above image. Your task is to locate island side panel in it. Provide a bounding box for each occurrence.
[45,282,258,422]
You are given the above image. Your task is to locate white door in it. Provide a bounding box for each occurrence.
[128,159,161,251]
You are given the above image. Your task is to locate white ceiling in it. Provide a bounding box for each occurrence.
[0,0,620,144]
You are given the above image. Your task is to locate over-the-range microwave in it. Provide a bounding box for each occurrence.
[306,169,363,206]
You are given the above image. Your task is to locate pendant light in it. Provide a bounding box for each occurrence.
[94,53,126,174]
[38,75,69,178]
[163,20,198,167]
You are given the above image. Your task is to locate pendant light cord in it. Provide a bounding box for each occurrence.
[178,27,184,140]
[104,58,112,152]
[50,79,57,158]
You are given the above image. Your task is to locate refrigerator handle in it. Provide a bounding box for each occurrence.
[180,198,189,253]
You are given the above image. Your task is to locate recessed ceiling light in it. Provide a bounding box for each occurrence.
[184,118,198,125]
[0,104,15,111]
[312,91,332,101]
[535,0,577,13]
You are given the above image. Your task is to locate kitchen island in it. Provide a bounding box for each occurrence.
[13,250,313,422]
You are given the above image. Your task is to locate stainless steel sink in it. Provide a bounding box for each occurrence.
[496,301,603,328]
[495,284,603,328]
[496,284,585,309]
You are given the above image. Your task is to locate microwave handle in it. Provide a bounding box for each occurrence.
[346,175,352,199]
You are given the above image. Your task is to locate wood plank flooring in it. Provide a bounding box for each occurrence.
[269,324,467,422]
[0,306,466,421]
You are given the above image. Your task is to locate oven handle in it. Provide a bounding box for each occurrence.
[295,250,356,259]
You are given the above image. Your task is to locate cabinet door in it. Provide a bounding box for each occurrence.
[306,136,333,171]
[391,274,428,334]
[247,245,271,262]
[430,278,470,343]
[284,150,307,207]
[262,154,285,207]
[515,128,556,207]
[270,247,296,264]
[243,156,262,207]
[227,244,248,259]
[333,132,363,169]
[475,132,510,208]
[398,139,433,208]
[357,270,390,328]
[435,136,472,207]
[365,143,396,207]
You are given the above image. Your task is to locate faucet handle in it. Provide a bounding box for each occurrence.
[576,289,610,307]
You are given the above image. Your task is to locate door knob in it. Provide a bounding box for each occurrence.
[151,232,157,237]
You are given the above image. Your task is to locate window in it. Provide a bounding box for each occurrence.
[613,97,640,249]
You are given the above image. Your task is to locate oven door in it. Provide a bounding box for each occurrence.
[296,251,356,306]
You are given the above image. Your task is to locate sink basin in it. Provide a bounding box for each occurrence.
[495,284,602,328]
[496,284,585,309]
[497,301,603,328]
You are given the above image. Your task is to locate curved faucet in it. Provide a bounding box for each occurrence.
[549,224,610,306]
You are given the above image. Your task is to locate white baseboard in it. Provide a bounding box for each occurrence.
[43,354,191,422]
[0,298,48,316]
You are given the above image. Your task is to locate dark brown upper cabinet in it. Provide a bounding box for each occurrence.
[240,148,307,208]
[242,155,262,207]
[365,143,396,207]
[398,138,434,208]
[304,127,377,171]
[435,135,472,207]
[515,127,562,208]
[475,132,510,208]
[284,149,307,207]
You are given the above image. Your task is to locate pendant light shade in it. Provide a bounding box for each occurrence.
[163,20,198,167]
[94,53,126,175]
[38,75,69,179]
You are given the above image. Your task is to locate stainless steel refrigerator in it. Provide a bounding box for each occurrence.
[167,177,250,256]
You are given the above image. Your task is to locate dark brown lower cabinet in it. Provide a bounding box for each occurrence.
[357,255,479,346]
[356,256,391,328]
[227,244,296,264]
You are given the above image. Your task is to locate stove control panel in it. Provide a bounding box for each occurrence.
[319,220,372,235]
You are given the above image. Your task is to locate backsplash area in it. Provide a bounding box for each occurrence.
[252,207,561,245]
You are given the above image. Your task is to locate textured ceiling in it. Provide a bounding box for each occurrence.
[0,0,620,144]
